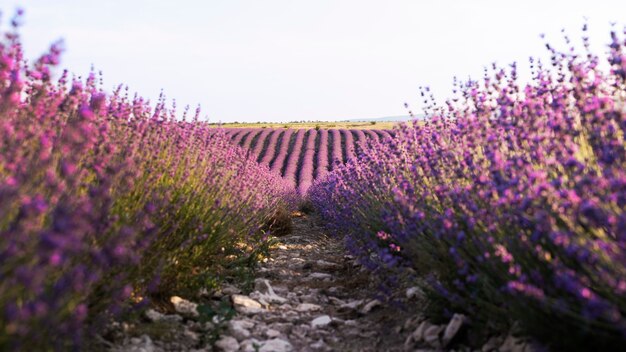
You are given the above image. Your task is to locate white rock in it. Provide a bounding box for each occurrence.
[259,338,293,352]
[170,296,199,317]
[310,339,327,350]
[413,321,430,342]
[240,338,262,352]
[227,320,252,341]
[184,328,200,342]
[499,334,533,352]
[482,336,504,352]
[360,299,381,314]
[311,315,332,328]
[442,313,466,346]
[215,335,239,352]
[265,328,281,338]
[316,260,340,269]
[253,279,288,304]
[296,303,322,312]
[339,299,364,310]
[328,297,346,306]
[406,286,423,299]
[423,324,445,348]
[127,335,155,352]
[308,272,333,280]
[144,309,163,322]
[222,285,241,295]
[231,295,264,314]
[144,309,182,323]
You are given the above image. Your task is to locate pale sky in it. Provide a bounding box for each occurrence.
[5,1,625,122]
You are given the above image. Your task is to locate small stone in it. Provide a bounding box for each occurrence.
[311,315,332,328]
[442,313,466,347]
[228,320,253,341]
[482,336,504,352]
[296,303,322,312]
[170,296,199,317]
[145,309,183,323]
[215,335,239,352]
[145,309,163,322]
[222,285,241,295]
[411,321,430,342]
[339,299,364,310]
[499,334,533,352]
[253,279,287,304]
[360,299,381,314]
[316,260,340,270]
[265,328,281,338]
[259,338,293,352]
[231,295,264,314]
[328,297,346,306]
[406,286,423,299]
[310,339,327,350]
[184,328,200,342]
[308,272,333,280]
[239,338,261,352]
[127,335,154,352]
[423,324,445,348]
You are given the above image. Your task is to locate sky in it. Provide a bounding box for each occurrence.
[4,1,626,122]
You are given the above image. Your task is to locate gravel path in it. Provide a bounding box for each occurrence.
[108,214,532,351]
[215,213,412,352]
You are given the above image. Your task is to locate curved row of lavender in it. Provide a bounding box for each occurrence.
[222,127,388,194]
[283,129,306,189]
[259,129,282,165]
[330,129,343,167]
[241,128,261,150]
[0,17,295,349]
[250,128,272,159]
[341,129,356,160]
[309,28,626,350]
[316,129,329,179]
[298,130,318,194]
[269,128,294,174]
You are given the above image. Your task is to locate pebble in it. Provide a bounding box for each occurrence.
[308,272,333,280]
[228,320,253,341]
[311,315,332,328]
[214,335,239,352]
[258,338,293,352]
[231,295,264,314]
[360,299,381,314]
[170,296,199,317]
[442,313,466,347]
[296,303,322,312]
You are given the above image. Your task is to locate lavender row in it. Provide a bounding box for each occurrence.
[283,129,306,189]
[0,17,295,349]
[298,130,318,195]
[309,27,626,350]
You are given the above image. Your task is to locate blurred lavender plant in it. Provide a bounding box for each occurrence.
[310,25,626,350]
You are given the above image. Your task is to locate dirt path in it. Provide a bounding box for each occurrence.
[107,214,424,352]
[107,213,538,352]
[213,213,413,352]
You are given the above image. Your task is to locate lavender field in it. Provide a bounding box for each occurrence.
[221,128,393,194]
[1,8,625,352]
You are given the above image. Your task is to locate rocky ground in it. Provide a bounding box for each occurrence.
[103,213,537,352]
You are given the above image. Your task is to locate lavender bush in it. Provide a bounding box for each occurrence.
[0,14,294,349]
[310,26,626,350]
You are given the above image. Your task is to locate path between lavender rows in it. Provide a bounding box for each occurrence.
[108,214,535,352]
